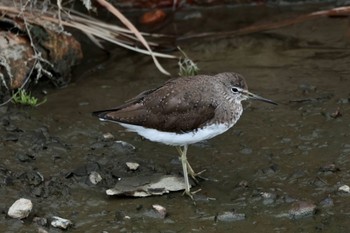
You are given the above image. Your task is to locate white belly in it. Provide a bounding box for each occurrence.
[118,122,234,146]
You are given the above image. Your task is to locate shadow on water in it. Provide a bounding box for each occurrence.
[1,5,350,233]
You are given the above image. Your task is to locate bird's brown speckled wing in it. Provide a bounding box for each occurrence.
[93,77,217,133]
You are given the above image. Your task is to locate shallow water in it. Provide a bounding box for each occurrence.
[1,5,350,233]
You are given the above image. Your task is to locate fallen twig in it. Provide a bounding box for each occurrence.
[178,6,350,41]
[95,0,170,75]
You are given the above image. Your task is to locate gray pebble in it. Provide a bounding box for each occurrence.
[289,201,316,219]
[51,216,72,229]
[216,211,246,222]
[89,171,102,185]
[240,148,252,155]
[319,197,334,208]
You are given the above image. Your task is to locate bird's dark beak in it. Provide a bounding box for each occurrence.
[244,91,277,105]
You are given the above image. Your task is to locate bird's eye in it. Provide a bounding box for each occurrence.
[231,87,239,93]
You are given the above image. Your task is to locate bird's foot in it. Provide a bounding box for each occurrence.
[189,169,208,183]
[182,188,202,200]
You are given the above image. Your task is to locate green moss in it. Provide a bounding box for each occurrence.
[12,89,46,107]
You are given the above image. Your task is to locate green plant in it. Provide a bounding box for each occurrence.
[12,89,46,107]
[178,47,199,77]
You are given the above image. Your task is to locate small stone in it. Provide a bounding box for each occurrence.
[0,106,8,115]
[4,133,18,142]
[8,198,33,219]
[37,227,48,233]
[216,211,246,222]
[289,201,316,219]
[90,142,107,150]
[51,216,72,229]
[319,163,340,173]
[143,204,167,219]
[261,164,279,175]
[16,153,33,162]
[338,185,350,193]
[261,192,277,205]
[152,204,167,219]
[89,171,102,185]
[240,148,252,155]
[115,140,136,150]
[338,98,349,104]
[238,180,249,188]
[330,107,342,119]
[299,84,316,92]
[319,197,334,208]
[126,162,140,171]
[103,132,114,140]
[79,101,89,106]
[33,217,48,226]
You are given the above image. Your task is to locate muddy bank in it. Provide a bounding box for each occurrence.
[1,5,350,233]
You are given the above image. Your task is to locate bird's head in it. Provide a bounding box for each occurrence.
[217,72,277,105]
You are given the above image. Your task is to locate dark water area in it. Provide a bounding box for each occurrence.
[1,5,350,233]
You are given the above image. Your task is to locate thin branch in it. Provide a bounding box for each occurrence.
[95,0,171,76]
[177,6,350,41]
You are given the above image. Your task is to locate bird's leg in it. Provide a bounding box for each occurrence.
[186,160,207,181]
[176,145,201,199]
[176,147,206,183]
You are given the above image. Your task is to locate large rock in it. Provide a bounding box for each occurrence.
[8,198,33,219]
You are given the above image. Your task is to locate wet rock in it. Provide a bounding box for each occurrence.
[20,171,44,186]
[33,217,48,226]
[338,185,350,193]
[144,204,167,219]
[37,227,48,233]
[89,171,102,185]
[311,177,328,187]
[238,180,249,188]
[319,197,334,208]
[289,170,307,181]
[79,101,89,106]
[193,193,216,202]
[19,129,47,151]
[283,195,297,203]
[261,192,277,205]
[289,201,317,219]
[46,141,68,154]
[8,198,33,219]
[280,137,291,143]
[319,163,340,173]
[240,147,252,155]
[91,140,136,154]
[338,98,349,104]
[0,105,8,115]
[126,162,140,171]
[106,174,189,197]
[282,148,293,155]
[102,132,114,141]
[32,186,44,197]
[4,132,19,142]
[216,211,246,222]
[90,141,108,150]
[51,216,73,229]
[299,84,316,93]
[114,210,130,222]
[113,140,136,152]
[261,163,279,175]
[16,153,34,162]
[73,162,100,177]
[1,118,10,128]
